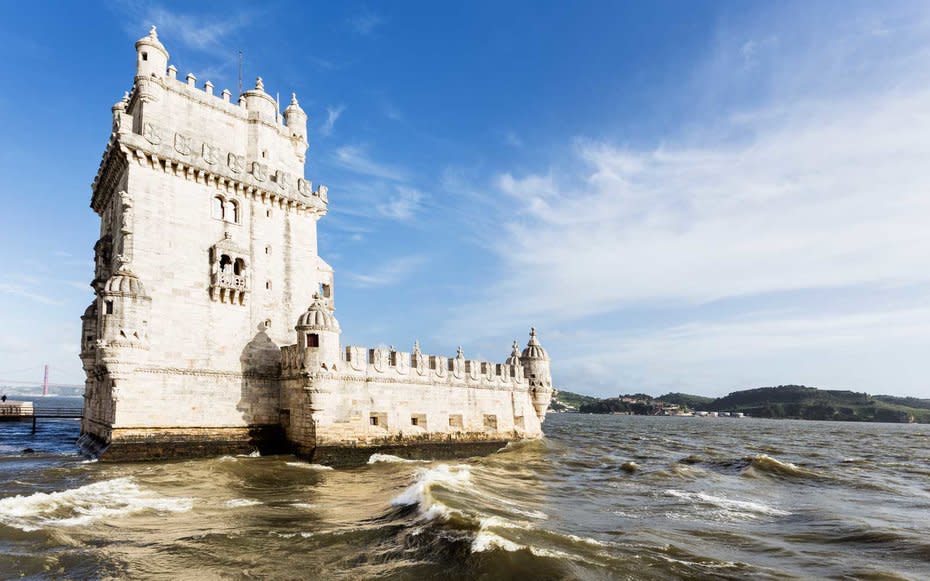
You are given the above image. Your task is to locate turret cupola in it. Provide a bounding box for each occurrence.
[295,292,341,369]
[284,93,308,141]
[135,26,169,79]
[505,340,521,366]
[521,327,549,361]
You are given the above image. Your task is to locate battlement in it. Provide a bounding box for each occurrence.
[280,343,528,390]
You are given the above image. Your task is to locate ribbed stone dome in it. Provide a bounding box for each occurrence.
[296,295,340,332]
[505,340,522,365]
[521,328,549,360]
[103,269,147,297]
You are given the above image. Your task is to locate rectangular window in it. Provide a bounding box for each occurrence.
[370,412,387,428]
[411,413,427,429]
[104,300,114,315]
[370,415,379,426]
[449,414,463,430]
[306,334,319,348]
[483,414,498,430]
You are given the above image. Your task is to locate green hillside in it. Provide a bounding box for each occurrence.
[559,385,930,423]
[550,390,599,411]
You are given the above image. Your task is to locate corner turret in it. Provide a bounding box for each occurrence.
[241,77,278,123]
[521,327,553,421]
[295,292,341,370]
[284,93,308,141]
[135,26,168,79]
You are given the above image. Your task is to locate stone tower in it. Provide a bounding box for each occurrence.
[79,27,332,459]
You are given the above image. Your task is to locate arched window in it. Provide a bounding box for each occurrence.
[212,196,225,220]
[233,258,245,276]
[227,200,240,223]
[219,254,232,273]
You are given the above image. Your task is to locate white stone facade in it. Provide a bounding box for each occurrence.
[78,28,553,463]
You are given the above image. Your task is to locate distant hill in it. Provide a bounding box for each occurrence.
[557,385,930,423]
[550,390,599,411]
[657,392,714,409]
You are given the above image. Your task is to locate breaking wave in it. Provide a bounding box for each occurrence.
[224,498,262,508]
[0,477,193,531]
[664,489,790,519]
[368,453,427,464]
[285,461,334,471]
[742,454,821,480]
[390,464,471,521]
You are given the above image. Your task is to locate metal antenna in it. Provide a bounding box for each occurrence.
[238,50,243,96]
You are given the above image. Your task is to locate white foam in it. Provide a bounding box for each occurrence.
[291,502,316,509]
[472,531,524,552]
[224,498,261,508]
[237,450,261,458]
[286,462,334,471]
[664,489,790,518]
[390,464,471,521]
[367,453,426,464]
[0,477,193,531]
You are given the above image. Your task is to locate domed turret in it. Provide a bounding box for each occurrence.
[135,26,169,79]
[103,268,147,297]
[295,292,341,369]
[241,77,277,123]
[520,327,553,422]
[284,93,308,141]
[521,327,549,361]
[505,340,521,365]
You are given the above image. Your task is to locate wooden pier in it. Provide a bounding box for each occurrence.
[0,401,83,432]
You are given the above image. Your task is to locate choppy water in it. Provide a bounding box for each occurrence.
[2,402,930,579]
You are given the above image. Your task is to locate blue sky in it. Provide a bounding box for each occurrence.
[1,1,929,398]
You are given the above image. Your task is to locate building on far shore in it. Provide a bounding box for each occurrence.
[77,28,554,464]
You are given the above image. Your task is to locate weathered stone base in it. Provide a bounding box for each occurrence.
[78,425,287,462]
[303,440,511,467]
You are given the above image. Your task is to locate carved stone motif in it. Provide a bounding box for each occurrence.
[298,178,313,196]
[142,122,161,145]
[202,143,219,165]
[228,153,244,173]
[252,162,268,182]
[174,133,192,156]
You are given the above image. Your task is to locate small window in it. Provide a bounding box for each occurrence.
[141,52,148,61]
[411,416,418,426]
[370,415,379,426]
[449,414,463,429]
[266,209,272,218]
[265,245,272,255]
[306,333,319,348]
[219,254,232,273]
[227,200,239,223]
[483,414,498,430]
[369,412,387,428]
[265,281,272,290]
[234,258,245,276]
[212,196,225,220]
[321,284,332,298]
[104,300,114,315]
[264,319,272,329]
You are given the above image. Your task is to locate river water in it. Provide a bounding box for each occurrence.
[1,399,929,579]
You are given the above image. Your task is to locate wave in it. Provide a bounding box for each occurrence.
[236,450,261,458]
[0,477,193,531]
[368,453,428,464]
[390,464,471,521]
[742,454,821,480]
[285,461,334,471]
[664,489,790,519]
[224,498,262,508]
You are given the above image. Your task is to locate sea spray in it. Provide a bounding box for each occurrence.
[0,477,193,531]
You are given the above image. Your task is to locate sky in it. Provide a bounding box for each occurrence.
[1,1,929,398]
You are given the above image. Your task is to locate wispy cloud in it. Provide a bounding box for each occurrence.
[345,255,427,288]
[332,145,407,181]
[320,105,345,137]
[118,2,254,56]
[0,282,65,306]
[348,8,382,36]
[376,186,424,221]
[503,130,523,148]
